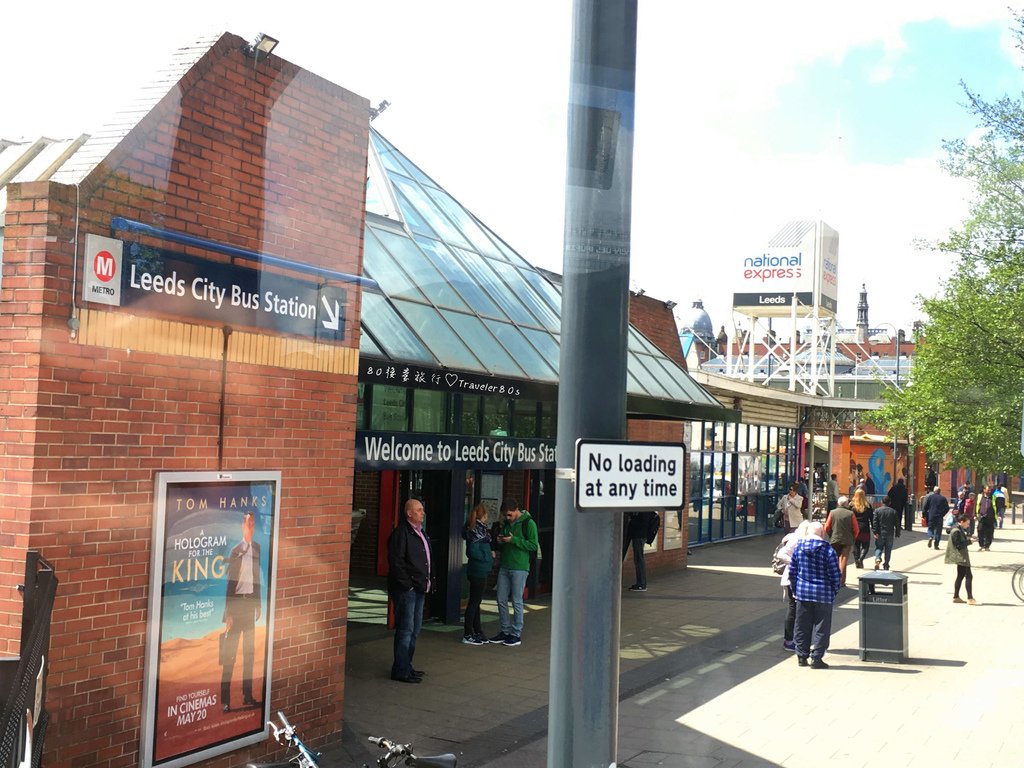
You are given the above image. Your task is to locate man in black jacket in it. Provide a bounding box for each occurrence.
[387,499,432,683]
[922,486,950,549]
[888,478,910,530]
[872,496,901,570]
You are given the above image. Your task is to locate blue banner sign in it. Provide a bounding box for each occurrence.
[115,241,348,341]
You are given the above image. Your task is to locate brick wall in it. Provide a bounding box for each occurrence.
[0,33,368,768]
[350,470,381,578]
[626,419,688,573]
[629,293,687,368]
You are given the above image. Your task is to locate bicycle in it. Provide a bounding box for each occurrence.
[1012,565,1024,603]
[243,711,457,768]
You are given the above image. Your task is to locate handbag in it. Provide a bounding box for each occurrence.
[942,510,955,532]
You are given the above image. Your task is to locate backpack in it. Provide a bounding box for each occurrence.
[645,512,661,545]
[771,540,788,575]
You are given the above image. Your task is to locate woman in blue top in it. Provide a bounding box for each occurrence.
[462,504,493,644]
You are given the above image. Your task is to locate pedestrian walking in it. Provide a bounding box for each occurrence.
[623,511,660,591]
[922,486,950,549]
[945,513,977,605]
[871,495,900,570]
[788,521,842,669]
[774,522,807,652]
[849,491,873,569]
[823,496,859,587]
[976,485,996,550]
[888,478,910,530]
[826,473,839,514]
[778,483,805,533]
[993,485,1008,529]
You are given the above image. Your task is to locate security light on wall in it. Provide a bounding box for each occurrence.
[244,33,279,60]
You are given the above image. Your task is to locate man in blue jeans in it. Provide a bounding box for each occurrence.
[387,499,432,683]
[788,521,841,669]
[489,500,538,647]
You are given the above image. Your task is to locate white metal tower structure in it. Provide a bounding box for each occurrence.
[724,220,839,396]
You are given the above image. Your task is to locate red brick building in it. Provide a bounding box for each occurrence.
[1,33,367,767]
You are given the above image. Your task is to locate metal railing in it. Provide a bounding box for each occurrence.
[0,552,57,768]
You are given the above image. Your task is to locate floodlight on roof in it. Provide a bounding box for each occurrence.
[244,33,279,60]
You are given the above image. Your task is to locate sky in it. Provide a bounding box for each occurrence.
[4,1,1023,338]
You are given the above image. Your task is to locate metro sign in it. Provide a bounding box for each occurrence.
[82,234,123,306]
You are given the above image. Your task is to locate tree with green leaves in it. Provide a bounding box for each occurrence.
[874,12,1024,475]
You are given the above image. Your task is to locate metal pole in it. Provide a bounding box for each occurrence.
[550,2,637,766]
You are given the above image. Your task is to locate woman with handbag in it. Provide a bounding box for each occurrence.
[850,489,874,569]
[945,513,977,605]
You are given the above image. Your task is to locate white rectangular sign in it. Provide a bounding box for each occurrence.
[575,439,685,511]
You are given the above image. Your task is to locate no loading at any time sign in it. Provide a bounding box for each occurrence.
[573,439,684,511]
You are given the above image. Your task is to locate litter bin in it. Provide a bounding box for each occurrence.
[858,571,908,663]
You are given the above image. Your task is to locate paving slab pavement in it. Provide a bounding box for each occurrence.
[327,523,1024,767]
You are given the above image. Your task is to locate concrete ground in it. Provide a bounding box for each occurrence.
[327,521,1024,767]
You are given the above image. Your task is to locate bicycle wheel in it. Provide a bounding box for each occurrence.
[1012,565,1024,603]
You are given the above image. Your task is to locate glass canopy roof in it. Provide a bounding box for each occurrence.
[361,129,726,416]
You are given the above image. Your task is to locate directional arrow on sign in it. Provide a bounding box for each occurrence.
[321,296,341,331]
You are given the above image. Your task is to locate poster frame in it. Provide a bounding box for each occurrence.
[140,470,282,768]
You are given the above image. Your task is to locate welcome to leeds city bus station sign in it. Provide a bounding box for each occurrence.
[574,439,685,512]
[82,234,347,342]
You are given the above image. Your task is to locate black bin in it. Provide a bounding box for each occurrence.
[858,571,908,662]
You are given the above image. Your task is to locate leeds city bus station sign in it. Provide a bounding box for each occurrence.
[574,439,684,511]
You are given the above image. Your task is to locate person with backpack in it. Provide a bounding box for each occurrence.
[975,485,996,551]
[622,511,660,592]
[489,499,538,647]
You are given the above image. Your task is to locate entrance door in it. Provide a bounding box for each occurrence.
[399,470,453,621]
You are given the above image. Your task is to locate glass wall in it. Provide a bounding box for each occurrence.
[358,382,556,439]
[688,421,797,546]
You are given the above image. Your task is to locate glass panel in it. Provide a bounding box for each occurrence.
[415,236,505,318]
[372,133,408,175]
[521,327,560,371]
[361,292,434,364]
[483,397,510,436]
[390,184,436,238]
[375,229,469,310]
[359,328,383,358]
[641,355,690,401]
[363,227,425,301]
[512,399,538,437]
[412,389,445,433]
[392,299,484,371]
[455,248,535,325]
[440,310,526,377]
[370,384,408,431]
[488,260,560,330]
[520,268,562,314]
[390,174,471,248]
[365,172,394,219]
[736,424,748,452]
[425,187,504,259]
[625,368,646,395]
[540,400,557,438]
[724,422,737,452]
[483,320,557,380]
[627,352,670,398]
[459,394,482,435]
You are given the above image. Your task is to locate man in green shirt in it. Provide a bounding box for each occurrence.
[488,499,538,647]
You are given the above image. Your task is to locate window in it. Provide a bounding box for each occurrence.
[370,385,408,431]
[412,389,446,433]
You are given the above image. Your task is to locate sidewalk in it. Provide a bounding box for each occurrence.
[330,523,1024,767]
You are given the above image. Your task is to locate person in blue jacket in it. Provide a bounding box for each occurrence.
[461,503,493,645]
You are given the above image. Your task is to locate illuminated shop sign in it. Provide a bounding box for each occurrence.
[356,431,556,470]
[359,362,555,401]
[83,234,347,341]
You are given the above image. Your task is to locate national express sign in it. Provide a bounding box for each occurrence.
[82,234,347,342]
[732,220,839,317]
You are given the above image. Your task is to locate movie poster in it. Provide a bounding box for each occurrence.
[141,471,280,768]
